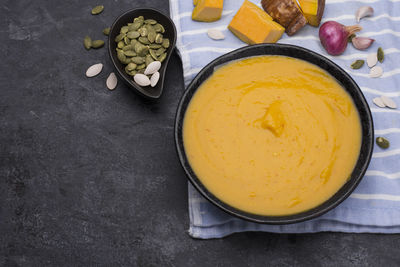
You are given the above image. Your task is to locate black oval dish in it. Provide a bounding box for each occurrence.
[175,44,374,224]
[108,8,177,99]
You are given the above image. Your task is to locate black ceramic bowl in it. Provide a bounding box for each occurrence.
[175,44,374,224]
[108,8,177,99]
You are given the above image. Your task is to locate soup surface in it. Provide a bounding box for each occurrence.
[183,56,361,216]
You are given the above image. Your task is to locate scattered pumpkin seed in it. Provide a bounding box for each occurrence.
[106,72,118,90]
[115,33,125,42]
[121,26,129,34]
[149,44,161,49]
[145,54,154,66]
[351,60,364,69]
[131,56,145,64]
[137,63,147,70]
[156,47,166,56]
[84,36,92,50]
[158,53,167,63]
[126,63,137,71]
[124,36,130,45]
[145,19,157,25]
[91,40,104,49]
[148,31,156,43]
[162,39,170,48]
[155,33,163,44]
[149,49,158,60]
[117,41,124,49]
[376,137,389,149]
[138,36,150,44]
[117,50,126,62]
[91,5,104,15]
[154,24,165,33]
[377,47,384,63]
[103,27,110,36]
[127,31,140,39]
[123,50,136,57]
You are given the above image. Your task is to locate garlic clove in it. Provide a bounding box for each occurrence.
[367,53,378,68]
[355,6,374,22]
[352,37,374,50]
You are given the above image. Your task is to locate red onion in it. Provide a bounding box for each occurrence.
[319,21,362,56]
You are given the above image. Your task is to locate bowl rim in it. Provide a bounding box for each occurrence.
[174,43,374,224]
[108,8,177,99]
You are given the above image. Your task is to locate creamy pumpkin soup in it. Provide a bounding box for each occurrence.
[183,56,362,216]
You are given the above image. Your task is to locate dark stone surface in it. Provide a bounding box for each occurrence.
[0,0,399,266]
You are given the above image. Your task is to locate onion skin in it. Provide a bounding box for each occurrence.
[319,21,362,55]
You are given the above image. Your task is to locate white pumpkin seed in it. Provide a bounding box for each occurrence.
[372,97,385,108]
[106,72,118,90]
[367,53,378,68]
[207,28,225,40]
[144,61,161,75]
[369,66,383,78]
[134,73,150,86]
[86,63,103,77]
[150,71,160,87]
[381,96,397,109]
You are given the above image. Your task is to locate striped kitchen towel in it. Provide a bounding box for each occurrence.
[170,0,400,239]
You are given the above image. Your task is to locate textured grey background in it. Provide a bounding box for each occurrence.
[1,0,400,266]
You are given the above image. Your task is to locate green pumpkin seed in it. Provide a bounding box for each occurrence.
[137,63,146,70]
[124,36,130,45]
[92,40,104,49]
[149,49,158,60]
[123,50,137,57]
[145,54,154,66]
[134,43,143,53]
[126,63,137,71]
[351,60,364,69]
[129,22,142,31]
[138,27,148,37]
[149,44,162,49]
[162,38,170,48]
[155,33,163,44]
[91,5,104,15]
[121,26,129,34]
[115,33,125,42]
[84,36,92,50]
[154,24,165,33]
[138,46,149,56]
[117,50,126,62]
[131,56,145,64]
[127,31,140,39]
[103,27,110,36]
[144,19,157,25]
[155,47,166,56]
[137,69,145,74]
[376,137,389,149]
[147,31,156,43]
[134,16,144,23]
[377,47,384,63]
[158,52,167,63]
[130,39,138,46]
[117,41,124,49]
[126,70,137,76]
[122,44,132,51]
[138,36,150,44]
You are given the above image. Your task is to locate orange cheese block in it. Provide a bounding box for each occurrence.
[228,0,285,44]
[192,0,224,22]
